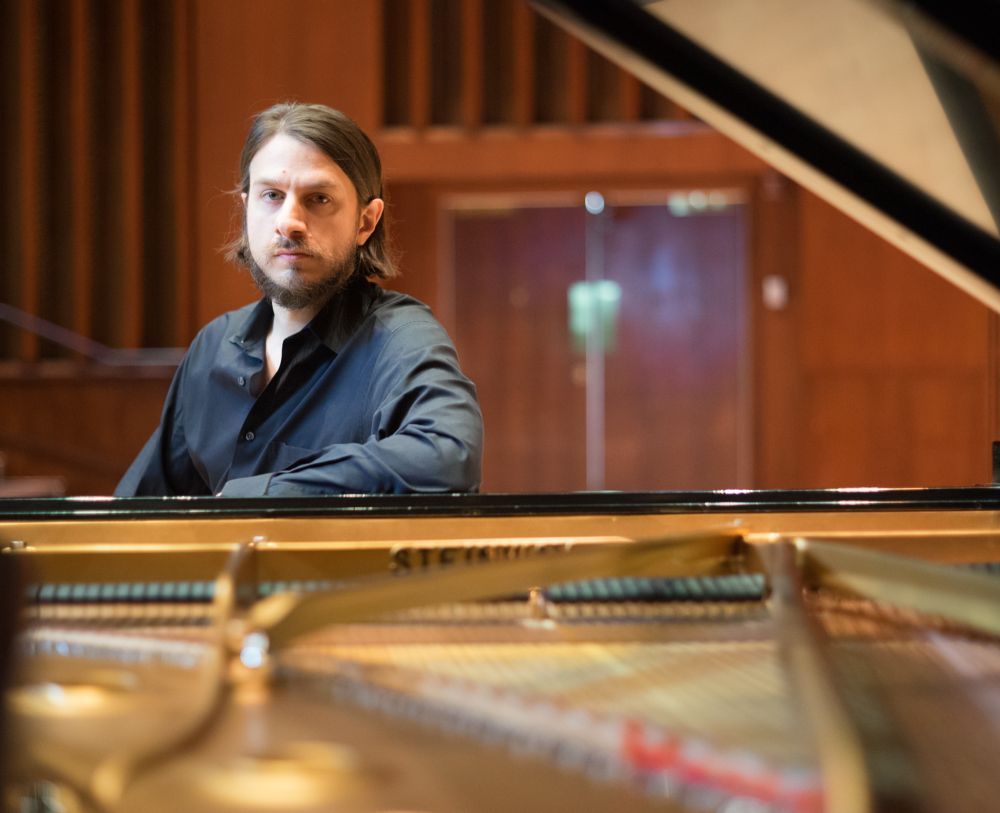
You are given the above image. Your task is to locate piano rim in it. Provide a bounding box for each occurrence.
[3,486,1000,521]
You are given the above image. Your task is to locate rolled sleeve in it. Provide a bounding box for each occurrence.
[217,473,274,497]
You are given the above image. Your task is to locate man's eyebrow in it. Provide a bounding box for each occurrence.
[251,176,344,191]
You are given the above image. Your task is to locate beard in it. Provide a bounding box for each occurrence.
[247,236,358,311]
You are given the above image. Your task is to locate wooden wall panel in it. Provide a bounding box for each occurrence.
[751,174,802,487]
[801,372,990,487]
[564,34,588,125]
[510,0,535,127]
[0,1,15,356]
[791,191,992,487]
[68,0,94,341]
[16,0,40,361]
[384,185,446,320]
[3,0,192,357]
[0,372,172,495]
[800,192,989,372]
[408,0,431,127]
[171,0,197,344]
[379,129,762,184]
[118,0,144,348]
[460,0,485,128]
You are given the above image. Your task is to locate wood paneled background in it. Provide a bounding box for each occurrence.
[0,0,995,495]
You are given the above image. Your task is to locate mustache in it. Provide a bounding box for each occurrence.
[271,237,311,253]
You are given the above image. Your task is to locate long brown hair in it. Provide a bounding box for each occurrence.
[224,102,398,280]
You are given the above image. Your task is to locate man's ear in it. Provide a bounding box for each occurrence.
[241,192,248,206]
[357,198,385,246]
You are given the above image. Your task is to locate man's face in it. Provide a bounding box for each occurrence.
[243,133,383,311]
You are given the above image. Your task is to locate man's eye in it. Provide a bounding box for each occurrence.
[262,190,282,201]
[312,194,331,205]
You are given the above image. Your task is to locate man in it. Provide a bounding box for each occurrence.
[115,102,483,497]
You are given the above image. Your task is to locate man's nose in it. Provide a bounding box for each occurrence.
[276,197,306,238]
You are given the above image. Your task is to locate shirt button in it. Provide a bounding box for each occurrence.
[244,431,255,441]
[238,376,246,386]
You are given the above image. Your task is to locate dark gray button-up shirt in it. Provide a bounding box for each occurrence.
[115,280,483,497]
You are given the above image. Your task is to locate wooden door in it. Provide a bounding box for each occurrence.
[603,203,748,490]
[450,196,748,492]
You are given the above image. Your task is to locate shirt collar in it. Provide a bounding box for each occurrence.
[226,298,271,355]
[304,277,378,353]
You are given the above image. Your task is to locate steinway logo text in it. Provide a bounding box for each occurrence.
[389,541,571,573]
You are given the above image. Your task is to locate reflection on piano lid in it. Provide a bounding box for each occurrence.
[533,0,1000,310]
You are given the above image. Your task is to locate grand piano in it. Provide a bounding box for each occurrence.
[3,1,1000,811]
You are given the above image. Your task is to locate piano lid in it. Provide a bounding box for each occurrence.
[533,0,1000,312]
